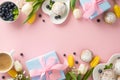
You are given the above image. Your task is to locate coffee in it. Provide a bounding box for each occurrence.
[0,53,12,71]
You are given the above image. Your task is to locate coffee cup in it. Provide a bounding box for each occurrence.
[0,50,14,73]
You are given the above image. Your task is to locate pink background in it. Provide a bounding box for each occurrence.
[0,0,120,80]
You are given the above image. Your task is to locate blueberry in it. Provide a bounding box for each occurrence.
[52,1,55,4]
[2,7,5,11]
[63,54,66,57]
[98,69,102,73]
[57,15,61,19]
[9,18,14,21]
[46,5,51,10]
[73,52,76,55]
[2,16,6,20]
[55,16,58,19]
[75,61,79,64]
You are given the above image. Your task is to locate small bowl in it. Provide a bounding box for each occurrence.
[0,1,20,23]
[93,54,120,80]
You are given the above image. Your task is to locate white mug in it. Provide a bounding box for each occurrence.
[0,50,14,73]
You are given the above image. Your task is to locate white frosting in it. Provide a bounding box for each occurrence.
[80,50,93,62]
[100,69,116,80]
[114,59,120,75]
[117,76,120,80]
[52,2,66,15]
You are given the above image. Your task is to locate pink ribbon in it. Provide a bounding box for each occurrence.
[83,0,103,19]
[30,57,68,80]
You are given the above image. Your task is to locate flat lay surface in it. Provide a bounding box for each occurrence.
[0,0,120,80]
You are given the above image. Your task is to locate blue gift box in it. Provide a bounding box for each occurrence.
[80,0,111,19]
[26,51,66,80]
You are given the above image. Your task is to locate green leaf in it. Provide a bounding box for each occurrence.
[66,72,71,80]
[82,68,94,80]
[77,74,81,80]
[104,63,113,70]
[70,0,76,10]
[69,72,77,80]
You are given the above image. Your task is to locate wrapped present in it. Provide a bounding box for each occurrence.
[80,0,111,19]
[26,51,67,80]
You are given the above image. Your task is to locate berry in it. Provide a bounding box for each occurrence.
[42,19,45,22]
[55,16,58,19]
[98,69,102,73]
[63,54,66,57]
[20,53,24,57]
[73,52,76,55]
[75,61,79,64]
[2,76,5,79]
[58,15,61,18]
[97,19,101,23]
[46,5,51,10]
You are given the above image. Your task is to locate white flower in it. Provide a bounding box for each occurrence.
[21,3,33,16]
[14,60,22,72]
[73,8,82,19]
[78,64,88,75]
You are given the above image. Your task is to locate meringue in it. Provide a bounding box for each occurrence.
[80,50,93,63]
[104,12,117,24]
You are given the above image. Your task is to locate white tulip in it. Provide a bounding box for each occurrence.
[73,8,82,19]
[14,60,22,72]
[78,64,88,75]
[21,3,33,16]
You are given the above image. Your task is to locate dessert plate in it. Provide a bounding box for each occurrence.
[93,54,120,80]
[42,0,70,24]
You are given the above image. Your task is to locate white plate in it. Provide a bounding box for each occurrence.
[93,54,120,80]
[42,0,70,24]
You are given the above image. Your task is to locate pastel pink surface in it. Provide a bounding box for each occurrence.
[0,0,120,80]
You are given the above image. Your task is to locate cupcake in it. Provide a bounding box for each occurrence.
[100,69,116,80]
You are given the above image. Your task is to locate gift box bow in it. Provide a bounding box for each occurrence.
[83,0,104,19]
[29,56,68,80]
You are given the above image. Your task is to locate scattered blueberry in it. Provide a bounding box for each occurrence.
[98,69,102,73]
[73,52,76,55]
[97,19,101,23]
[42,19,45,22]
[63,54,66,57]
[20,53,24,57]
[2,76,5,79]
[75,61,79,64]
[38,14,42,18]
